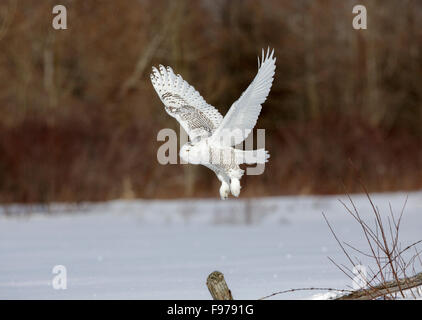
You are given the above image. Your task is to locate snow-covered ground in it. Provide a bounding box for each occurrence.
[1,192,421,299]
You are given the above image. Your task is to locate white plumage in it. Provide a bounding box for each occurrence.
[151,48,276,199]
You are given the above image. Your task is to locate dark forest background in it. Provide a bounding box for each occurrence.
[0,0,421,203]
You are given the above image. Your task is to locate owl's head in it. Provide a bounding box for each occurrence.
[180,142,202,164]
[180,142,193,162]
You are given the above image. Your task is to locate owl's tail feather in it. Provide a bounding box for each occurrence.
[235,149,270,164]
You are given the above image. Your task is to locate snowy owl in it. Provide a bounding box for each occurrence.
[151,48,276,199]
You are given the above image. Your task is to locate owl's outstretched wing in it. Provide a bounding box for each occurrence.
[151,65,223,142]
[211,48,276,147]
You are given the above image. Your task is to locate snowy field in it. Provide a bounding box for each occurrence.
[1,191,421,300]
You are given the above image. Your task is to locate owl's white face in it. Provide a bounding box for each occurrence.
[180,143,200,164]
[180,142,210,164]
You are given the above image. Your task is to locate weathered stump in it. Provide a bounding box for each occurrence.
[206,271,233,300]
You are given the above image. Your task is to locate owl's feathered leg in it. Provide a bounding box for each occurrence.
[217,174,230,200]
[219,181,230,200]
[230,178,241,197]
[229,169,244,197]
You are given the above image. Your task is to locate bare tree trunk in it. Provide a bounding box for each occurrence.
[342,0,357,114]
[364,0,382,126]
[0,0,16,42]
[44,32,57,109]
[166,0,198,197]
[303,2,319,119]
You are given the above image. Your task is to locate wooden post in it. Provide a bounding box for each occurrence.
[206,271,233,300]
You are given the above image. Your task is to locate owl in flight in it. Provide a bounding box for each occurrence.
[151,48,276,199]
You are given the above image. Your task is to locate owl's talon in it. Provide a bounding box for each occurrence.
[230,178,241,197]
[219,181,230,200]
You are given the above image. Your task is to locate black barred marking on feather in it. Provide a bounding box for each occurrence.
[162,92,215,134]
